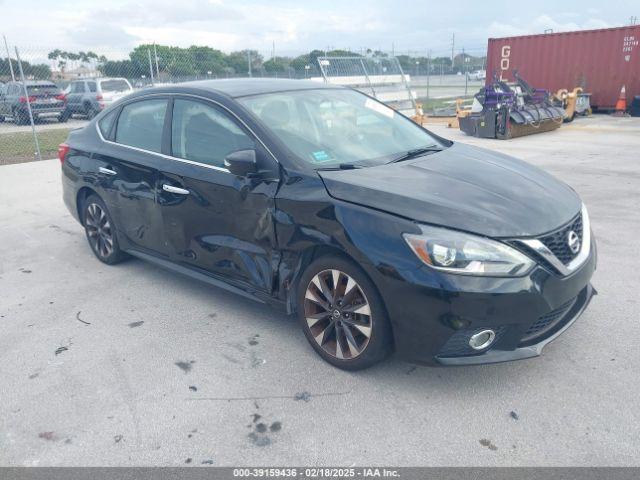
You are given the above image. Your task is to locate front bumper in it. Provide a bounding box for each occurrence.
[435,282,596,365]
[368,234,597,366]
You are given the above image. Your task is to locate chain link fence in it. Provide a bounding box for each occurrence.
[1,44,486,165]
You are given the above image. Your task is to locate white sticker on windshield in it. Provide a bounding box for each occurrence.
[364,98,395,118]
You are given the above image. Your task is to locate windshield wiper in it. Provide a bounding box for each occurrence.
[316,163,363,171]
[387,145,444,164]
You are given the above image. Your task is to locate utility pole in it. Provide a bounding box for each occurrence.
[147,48,155,85]
[451,32,455,71]
[247,50,252,77]
[15,47,40,162]
[3,35,15,81]
[426,49,431,99]
[153,42,160,77]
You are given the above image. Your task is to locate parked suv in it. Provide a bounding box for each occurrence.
[64,78,133,119]
[0,81,67,124]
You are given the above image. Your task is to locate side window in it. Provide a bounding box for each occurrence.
[171,98,254,168]
[98,108,119,140]
[115,99,168,153]
[87,82,97,93]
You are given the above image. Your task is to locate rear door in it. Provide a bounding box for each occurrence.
[94,97,170,256]
[157,96,280,292]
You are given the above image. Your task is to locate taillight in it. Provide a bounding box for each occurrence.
[18,95,36,103]
[58,143,70,164]
[55,94,66,102]
[96,94,103,101]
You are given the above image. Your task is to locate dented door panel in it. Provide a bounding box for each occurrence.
[158,160,279,293]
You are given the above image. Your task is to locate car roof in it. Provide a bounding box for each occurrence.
[177,78,341,98]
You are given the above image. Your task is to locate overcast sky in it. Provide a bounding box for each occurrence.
[1,0,637,59]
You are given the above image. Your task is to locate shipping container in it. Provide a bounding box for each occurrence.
[486,26,640,110]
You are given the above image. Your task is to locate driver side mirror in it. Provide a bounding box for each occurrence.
[224,149,258,177]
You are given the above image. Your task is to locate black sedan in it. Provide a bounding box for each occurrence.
[59,79,596,370]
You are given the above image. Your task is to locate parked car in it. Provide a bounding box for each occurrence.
[64,77,133,119]
[59,79,596,370]
[0,81,67,124]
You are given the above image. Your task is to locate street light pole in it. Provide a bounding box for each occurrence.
[3,35,15,81]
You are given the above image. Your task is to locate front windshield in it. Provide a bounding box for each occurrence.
[239,88,444,168]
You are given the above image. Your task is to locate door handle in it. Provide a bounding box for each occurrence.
[162,184,190,195]
[99,166,116,175]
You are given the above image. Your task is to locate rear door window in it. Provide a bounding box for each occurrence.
[115,99,168,153]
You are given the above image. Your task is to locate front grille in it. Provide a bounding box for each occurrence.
[520,297,576,344]
[438,326,507,358]
[539,213,583,265]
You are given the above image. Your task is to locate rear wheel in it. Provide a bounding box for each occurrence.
[13,108,28,125]
[297,255,392,370]
[85,103,97,119]
[82,195,128,265]
[58,109,70,123]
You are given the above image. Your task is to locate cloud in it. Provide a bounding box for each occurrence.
[488,14,612,38]
[0,1,617,61]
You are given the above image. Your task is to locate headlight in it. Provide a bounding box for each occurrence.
[403,225,535,276]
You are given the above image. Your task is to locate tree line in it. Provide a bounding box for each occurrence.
[1,44,485,82]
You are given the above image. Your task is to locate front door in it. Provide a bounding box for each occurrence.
[157,97,280,293]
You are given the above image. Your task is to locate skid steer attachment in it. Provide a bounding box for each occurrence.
[459,72,565,139]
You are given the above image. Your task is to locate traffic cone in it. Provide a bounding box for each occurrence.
[613,85,627,116]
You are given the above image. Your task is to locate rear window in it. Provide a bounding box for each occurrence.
[87,82,97,93]
[100,79,131,92]
[27,84,60,95]
[115,99,167,153]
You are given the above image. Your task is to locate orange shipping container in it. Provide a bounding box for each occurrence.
[486,26,640,110]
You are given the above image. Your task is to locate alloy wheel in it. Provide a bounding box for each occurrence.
[85,203,114,258]
[304,269,373,360]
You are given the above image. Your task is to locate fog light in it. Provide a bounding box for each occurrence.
[468,329,496,350]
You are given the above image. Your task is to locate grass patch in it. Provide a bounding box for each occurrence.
[0,128,70,165]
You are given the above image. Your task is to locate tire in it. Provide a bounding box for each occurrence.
[296,254,393,370]
[85,103,97,120]
[81,194,128,265]
[13,108,28,125]
[58,109,70,123]
[0,115,5,123]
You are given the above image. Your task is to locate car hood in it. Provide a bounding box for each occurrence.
[318,142,581,238]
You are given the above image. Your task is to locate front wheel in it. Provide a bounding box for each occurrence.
[82,195,128,265]
[297,255,393,370]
